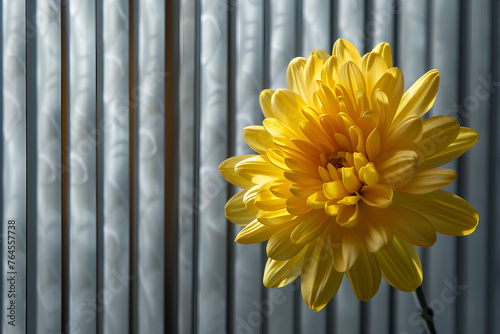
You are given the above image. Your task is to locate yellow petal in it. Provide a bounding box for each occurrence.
[287,138,322,162]
[339,61,366,105]
[334,132,354,152]
[257,208,295,225]
[262,118,296,138]
[285,155,320,176]
[336,203,359,227]
[310,81,339,116]
[266,148,288,170]
[259,89,276,118]
[337,195,360,206]
[290,210,330,245]
[321,56,341,89]
[384,116,423,151]
[331,226,359,272]
[301,233,343,311]
[375,236,422,292]
[356,86,371,115]
[394,190,478,236]
[332,39,361,65]
[349,125,366,156]
[325,202,340,216]
[357,109,380,136]
[336,87,356,119]
[280,139,320,162]
[346,244,381,301]
[235,155,283,184]
[374,150,418,188]
[360,184,393,208]
[284,170,322,185]
[372,68,404,129]
[307,190,329,209]
[323,180,350,200]
[219,155,257,188]
[419,127,478,169]
[371,42,393,68]
[235,219,280,244]
[356,203,394,252]
[269,179,292,198]
[305,55,324,92]
[243,184,261,211]
[225,188,258,225]
[358,52,389,98]
[342,167,362,193]
[327,163,342,181]
[286,58,308,100]
[397,168,456,194]
[290,183,322,199]
[353,152,369,171]
[308,49,330,61]
[358,162,380,186]
[388,203,436,247]
[286,196,311,215]
[299,121,334,153]
[414,116,460,161]
[394,69,440,125]
[366,127,381,161]
[263,248,306,288]
[255,182,288,211]
[267,223,304,260]
[271,89,308,137]
[371,89,389,135]
[243,125,275,155]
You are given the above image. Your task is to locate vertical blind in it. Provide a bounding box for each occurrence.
[1,0,499,333]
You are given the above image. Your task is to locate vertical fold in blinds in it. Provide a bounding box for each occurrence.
[35,0,63,332]
[178,0,197,333]
[136,0,166,332]
[197,1,229,333]
[68,1,97,333]
[102,0,131,332]
[26,0,37,332]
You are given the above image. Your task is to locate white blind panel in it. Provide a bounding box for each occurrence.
[102,0,129,332]
[2,1,27,333]
[68,1,98,332]
[36,0,62,333]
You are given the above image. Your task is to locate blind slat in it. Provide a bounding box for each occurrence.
[198,0,229,332]
[68,1,98,333]
[36,0,62,332]
[463,0,492,333]
[102,0,130,332]
[178,0,197,332]
[2,2,28,333]
[26,0,38,332]
[428,0,461,332]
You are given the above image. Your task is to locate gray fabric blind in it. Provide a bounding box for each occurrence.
[1,0,499,333]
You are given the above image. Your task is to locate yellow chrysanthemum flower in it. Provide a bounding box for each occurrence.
[219,39,479,311]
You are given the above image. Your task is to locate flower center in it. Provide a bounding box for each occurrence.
[329,156,347,169]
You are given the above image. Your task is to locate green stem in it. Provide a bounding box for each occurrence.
[413,286,437,334]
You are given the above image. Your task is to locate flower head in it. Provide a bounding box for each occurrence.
[219,39,478,311]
